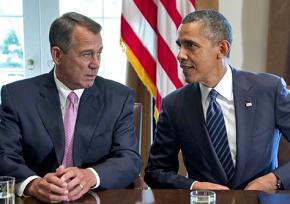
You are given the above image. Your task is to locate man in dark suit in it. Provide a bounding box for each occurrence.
[0,12,142,202]
[144,9,290,191]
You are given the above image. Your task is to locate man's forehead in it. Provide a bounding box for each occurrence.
[178,22,201,32]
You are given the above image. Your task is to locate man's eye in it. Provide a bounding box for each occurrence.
[82,53,91,58]
[185,43,197,50]
[187,42,194,47]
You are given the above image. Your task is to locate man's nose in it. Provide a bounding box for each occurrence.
[177,47,187,61]
[89,54,101,68]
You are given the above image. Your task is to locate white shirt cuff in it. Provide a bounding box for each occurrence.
[87,168,100,189]
[16,176,40,197]
[190,181,199,190]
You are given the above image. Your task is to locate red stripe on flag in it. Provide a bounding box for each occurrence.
[156,90,162,112]
[157,34,183,88]
[189,0,196,7]
[133,0,158,32]
[154,90,162,121]
[121,16,156,84]
[160,0,182,28]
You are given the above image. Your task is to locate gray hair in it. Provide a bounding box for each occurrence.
[182,9,232,45]
[49,12,102,52]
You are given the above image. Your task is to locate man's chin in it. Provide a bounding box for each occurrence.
[78,81,93,89]
[83,83,94,89]
[184,76,197,84]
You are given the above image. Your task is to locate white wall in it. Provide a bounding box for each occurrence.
[219,0,270,73]
[23,0,59,78]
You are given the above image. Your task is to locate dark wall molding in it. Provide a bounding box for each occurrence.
[266,0,290,83]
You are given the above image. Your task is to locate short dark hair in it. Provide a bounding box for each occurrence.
[182,9,232,45]
[49,12,102,52]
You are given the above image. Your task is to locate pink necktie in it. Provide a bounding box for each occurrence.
[62,92,78,167]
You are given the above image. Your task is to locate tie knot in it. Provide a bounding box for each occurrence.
[209,89,219,101]
[67,92,78,104]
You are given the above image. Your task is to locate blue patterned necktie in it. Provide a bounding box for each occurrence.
[206,89,235,180]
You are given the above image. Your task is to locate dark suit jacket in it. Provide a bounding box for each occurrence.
[144,68,290,189]
[0,70,142,189]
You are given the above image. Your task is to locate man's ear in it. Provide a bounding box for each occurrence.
[217,40,230,59]
[51,46,62,65]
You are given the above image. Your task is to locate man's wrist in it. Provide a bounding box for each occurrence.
[16,176,40,197]
[87,168,100,189]
[24,178,41,197]
[275,175,283,190]
[190,181,199,190]
[273,173,284,190]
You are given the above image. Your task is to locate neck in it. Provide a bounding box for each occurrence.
[204,64,228,88]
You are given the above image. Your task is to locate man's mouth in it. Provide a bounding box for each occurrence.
[180,64,194,70]
[86,74,97,80]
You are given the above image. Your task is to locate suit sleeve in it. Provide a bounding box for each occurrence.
[0,85,37,182]
[92,90,142,189]
[273,78,290,189]
[144,98,194,189]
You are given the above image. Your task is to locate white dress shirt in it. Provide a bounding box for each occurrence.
[16,70,100,196]
[191,66,237,189]
[199,65,237,165]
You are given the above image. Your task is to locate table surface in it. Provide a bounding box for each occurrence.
[15,189,290,204]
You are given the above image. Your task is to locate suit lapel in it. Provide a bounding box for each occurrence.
[36,71,65,165]
[36,73,104,167]
[184,84,227,183]
[231,69,256,185]
[73,83,104,166]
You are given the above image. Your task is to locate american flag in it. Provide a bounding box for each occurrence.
[121,0,195,119]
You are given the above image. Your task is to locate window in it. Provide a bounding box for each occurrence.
[0,0,25,89]
[59,0,127,84]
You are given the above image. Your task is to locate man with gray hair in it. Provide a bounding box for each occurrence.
[145,9,290,191]
[0,12,142,202]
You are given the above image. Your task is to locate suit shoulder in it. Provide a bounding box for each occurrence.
[3,73,50,91]
[163,83,198,102]
[94,76,133,95]
[236,70,280,80]
[233,69,283,89]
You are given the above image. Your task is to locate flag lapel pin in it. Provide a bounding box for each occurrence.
[245,102,252,107]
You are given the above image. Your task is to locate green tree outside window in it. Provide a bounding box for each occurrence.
[0,29,23,68]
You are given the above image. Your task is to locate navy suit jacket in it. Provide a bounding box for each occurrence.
[145,68,290,189]
[0,70,142,189]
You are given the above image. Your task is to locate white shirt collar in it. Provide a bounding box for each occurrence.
[54,69,84,109]
[200,64,233,103]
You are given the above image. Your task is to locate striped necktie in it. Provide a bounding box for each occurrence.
[206,89,235,180]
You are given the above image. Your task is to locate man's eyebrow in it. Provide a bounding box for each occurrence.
[176,39,199,46]
[80,46,103,53]
[183,39,194,44]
